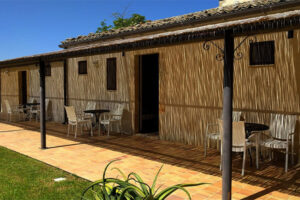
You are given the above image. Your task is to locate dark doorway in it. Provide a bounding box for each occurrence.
[18,71,27,105]
[138,54,159,133]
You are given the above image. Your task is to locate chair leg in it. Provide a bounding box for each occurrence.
[107,124,110,137]
[117,121,121,133]
[285,147,289,173]
[90,122,93,137]
[81,125,83,135]
[67,124,70,136]
[292,139,294,165]
[220,143,222,171]
[242,146,247,176]
[204,135,207,157]
[98,123,101,136]
[75,125,78,138]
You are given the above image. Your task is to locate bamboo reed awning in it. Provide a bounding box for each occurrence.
[0,9,300,68]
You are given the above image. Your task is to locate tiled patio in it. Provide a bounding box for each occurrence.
[0,121,299,200]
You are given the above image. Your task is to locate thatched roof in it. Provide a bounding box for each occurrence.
[59,0,300,48]
[1,9,300,68]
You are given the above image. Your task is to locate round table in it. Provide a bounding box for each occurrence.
[84,109,110,124]
[25,103,40,106]
[245,123,269,138]
[245,122,269,169]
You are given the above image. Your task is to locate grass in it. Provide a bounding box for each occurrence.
[0,146,92,200]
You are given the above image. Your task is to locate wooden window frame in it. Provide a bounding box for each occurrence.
[106,57,117,91]
[78,60,87,75]
[250,41,275,66]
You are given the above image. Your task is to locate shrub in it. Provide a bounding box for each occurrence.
[81,160,206,200]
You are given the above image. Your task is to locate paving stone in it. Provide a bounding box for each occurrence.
[0,121,299,199]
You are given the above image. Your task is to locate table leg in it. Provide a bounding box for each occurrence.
[256,132,260,169]
[248,149,253,167]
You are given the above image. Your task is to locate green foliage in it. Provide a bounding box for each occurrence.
[96,13,146,33]
[81,160,207,200]
[96,20,113,33]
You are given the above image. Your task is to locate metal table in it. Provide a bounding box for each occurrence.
[24,103,40,106]
[245,122,269,169]
[84,109,110,124]
[245,123,269,137]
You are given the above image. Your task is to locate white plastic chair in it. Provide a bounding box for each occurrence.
[35,99,50,121]
[83,102,96,120]
[204,111,242,157]
[65,106,93,138]
[219,120,254,176]
[4,100,24,121]
[99,104,124,136]
[262,114,297,172]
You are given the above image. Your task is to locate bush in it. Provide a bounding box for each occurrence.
[81,160,206,200]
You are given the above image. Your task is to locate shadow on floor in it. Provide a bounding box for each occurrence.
[2,120,300,198]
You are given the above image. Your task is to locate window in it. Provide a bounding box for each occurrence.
[250,41,275,65]
[45,64,51,76]
[107,58,117,90]
[78,61,87,74]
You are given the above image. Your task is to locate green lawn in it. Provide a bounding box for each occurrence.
[0,146,92,200]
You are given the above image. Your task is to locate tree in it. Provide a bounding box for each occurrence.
[96,13,146,33]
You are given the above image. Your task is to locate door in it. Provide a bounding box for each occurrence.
[138,54,159,133]
[18,71,27,105]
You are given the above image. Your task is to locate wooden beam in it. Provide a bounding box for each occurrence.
[222,29,234,200]
[0,69,1,113]
[39,59,46,149]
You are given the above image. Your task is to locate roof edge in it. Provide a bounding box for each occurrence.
[59,0,300,49]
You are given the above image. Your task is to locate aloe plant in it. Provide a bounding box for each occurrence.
[81,160,207,200]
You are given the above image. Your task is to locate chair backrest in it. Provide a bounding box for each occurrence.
[111,104,125,120]
[221,111,242,121]
[269,114,297,140]
[86,102,96,111]
[45,99,50,111]
[64,106,77,123]
[4,100,12,113]
[218,120,246,147]
[233,111,242,121]
[28,98,35,104]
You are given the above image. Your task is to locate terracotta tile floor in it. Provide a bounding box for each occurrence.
[0,121,299,200]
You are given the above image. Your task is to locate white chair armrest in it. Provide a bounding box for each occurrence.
[99,113,112,121]
[206,123,219,134]
[247,133,256,142]
[289,131,295,136]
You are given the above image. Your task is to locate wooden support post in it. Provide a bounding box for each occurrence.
[63,59,68,124]
[39,59,46,149]
[0,69,1,114]
[222,29,234,200]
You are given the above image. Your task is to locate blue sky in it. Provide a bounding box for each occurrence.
[0,0,218,60]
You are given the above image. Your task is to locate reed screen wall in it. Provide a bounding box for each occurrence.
[0,30,299,160]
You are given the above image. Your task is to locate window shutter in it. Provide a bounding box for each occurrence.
[250,41,275,65]
[78,61,87,74]
[107,58,117,90]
